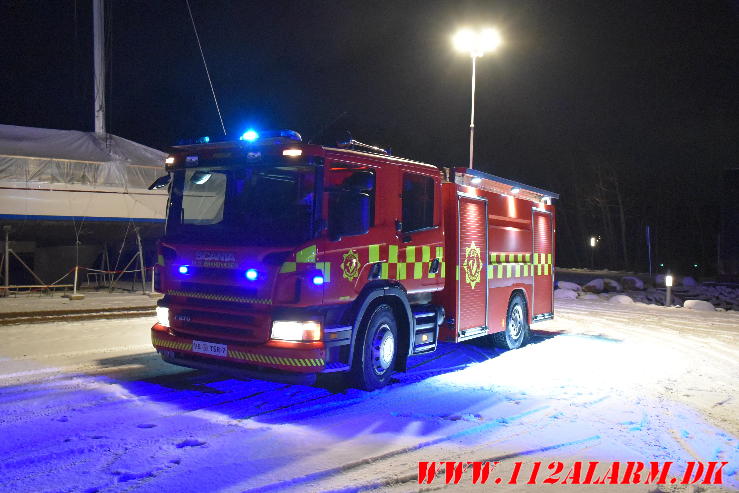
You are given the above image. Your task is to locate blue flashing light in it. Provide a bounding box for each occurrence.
[312,274,325,286]
[179,265,190,275]
[245,268,258,281]
[240,130,259,142]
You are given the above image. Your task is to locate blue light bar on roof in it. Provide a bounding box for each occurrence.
[240,130,259,142]
[175,129,303,147]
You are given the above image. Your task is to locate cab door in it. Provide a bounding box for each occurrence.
[395,170,444,292]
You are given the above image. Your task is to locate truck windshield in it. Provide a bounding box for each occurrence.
[166,165,318,245]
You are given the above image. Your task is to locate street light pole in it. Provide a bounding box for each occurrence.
[469,55,477,169]
[590,236,597,269]
[453,27,501,171]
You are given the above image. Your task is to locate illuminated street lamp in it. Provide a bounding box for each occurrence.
[665,273,673,306]
[453,27,502,169]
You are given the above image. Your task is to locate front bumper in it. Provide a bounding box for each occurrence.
[151,325,326,374]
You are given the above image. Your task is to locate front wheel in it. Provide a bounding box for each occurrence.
[491,293,530,350]
[350,304,398,391]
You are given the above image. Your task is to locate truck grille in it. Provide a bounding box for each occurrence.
[170,307,270,344]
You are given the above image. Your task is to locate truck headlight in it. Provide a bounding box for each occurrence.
[271,321,321,342]
[156,306,170,327]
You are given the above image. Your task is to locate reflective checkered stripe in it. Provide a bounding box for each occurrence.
[227,349,324,368]
[152,335,192,352]
[368,244,444,280]
[488,252,552,278]
[152,335,324,369]
[166,289,272,305]
[532,253,553,276]
[280,245,331,282]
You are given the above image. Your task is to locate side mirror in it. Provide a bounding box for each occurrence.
[148,175,171,190]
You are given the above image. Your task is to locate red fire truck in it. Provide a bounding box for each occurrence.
[149,130,557,390]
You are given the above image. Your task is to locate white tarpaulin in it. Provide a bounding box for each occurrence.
[0,124,168,221]
[0,124,166,191]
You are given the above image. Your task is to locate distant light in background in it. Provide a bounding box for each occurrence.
[165,156,175,165]
[590,236,597,248]
[665,275,673,287]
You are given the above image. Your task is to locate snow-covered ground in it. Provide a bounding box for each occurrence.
[0,298,737,492]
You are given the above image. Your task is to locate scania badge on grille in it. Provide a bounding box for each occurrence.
[194,250,236,268]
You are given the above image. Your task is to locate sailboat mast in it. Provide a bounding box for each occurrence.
[93,0,106,134]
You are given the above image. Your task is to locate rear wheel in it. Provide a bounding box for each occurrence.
[491,293,530,349]
[350,304,398,391]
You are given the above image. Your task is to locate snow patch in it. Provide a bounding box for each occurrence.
[609,294,634,305]
[557,281,581,291]
[603,278,622,292]
[683,299,715,312]
[554,288,578,300]
[583,279,604,293]
[621,276,644,290]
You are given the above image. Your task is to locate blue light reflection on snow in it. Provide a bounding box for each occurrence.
[0,333,736,491]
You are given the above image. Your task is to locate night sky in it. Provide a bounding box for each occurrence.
[2,1,738,272]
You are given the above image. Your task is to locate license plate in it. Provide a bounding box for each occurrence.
[192,340,228,357]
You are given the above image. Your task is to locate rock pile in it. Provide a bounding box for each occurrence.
[554,276,739,311]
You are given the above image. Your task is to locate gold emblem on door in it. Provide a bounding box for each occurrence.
[340,249,360,282]
[464,241,482,289]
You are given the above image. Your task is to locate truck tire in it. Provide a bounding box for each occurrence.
[350,304,398,391]
[491,293,530,350]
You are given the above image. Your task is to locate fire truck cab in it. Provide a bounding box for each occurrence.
[151,130,557,390]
